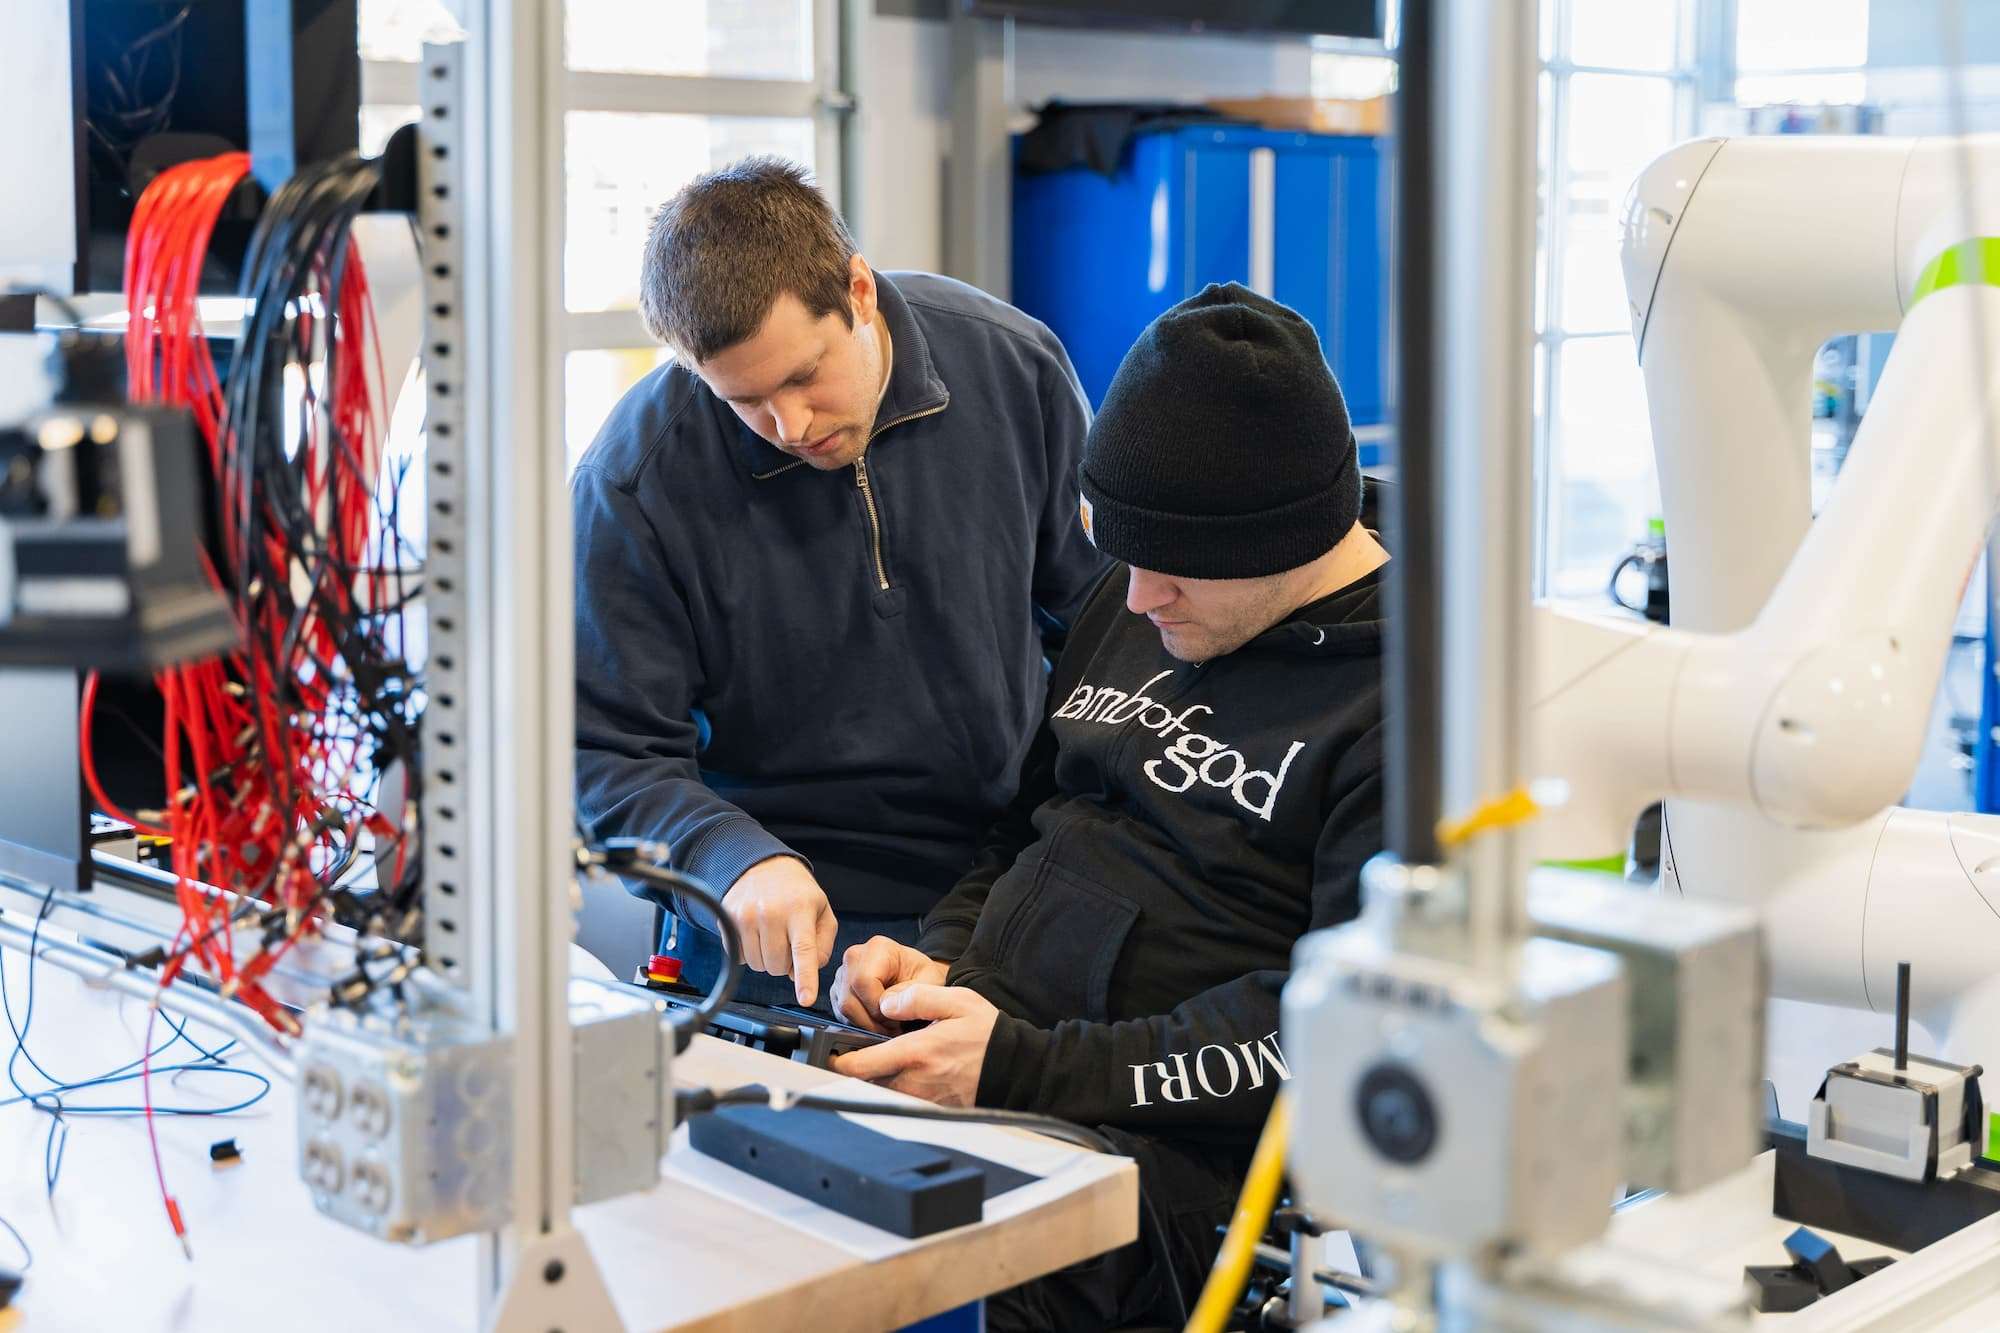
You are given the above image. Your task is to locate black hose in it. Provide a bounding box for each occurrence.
[610,858,741,1048]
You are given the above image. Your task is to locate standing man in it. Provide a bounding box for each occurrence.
[573,158,1107,1008]
[830,285,1389,1327]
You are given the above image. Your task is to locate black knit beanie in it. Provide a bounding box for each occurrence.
[1078,283,1359,580]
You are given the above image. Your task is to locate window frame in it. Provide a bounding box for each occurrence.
[362,0,848,363]
[1533,0,1702,598]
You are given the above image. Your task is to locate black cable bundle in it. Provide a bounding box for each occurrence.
[203,150,428,968]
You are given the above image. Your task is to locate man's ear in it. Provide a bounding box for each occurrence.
[849,254,879,326]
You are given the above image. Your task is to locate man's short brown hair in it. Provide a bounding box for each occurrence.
[638,156,859,362]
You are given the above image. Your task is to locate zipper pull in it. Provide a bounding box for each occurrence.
[852,455,891,591]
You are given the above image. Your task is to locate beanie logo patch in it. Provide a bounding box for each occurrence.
[1080,495,1096,546]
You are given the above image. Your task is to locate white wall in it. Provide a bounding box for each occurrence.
[1011,24,1314,107]
[850,8,1319,277]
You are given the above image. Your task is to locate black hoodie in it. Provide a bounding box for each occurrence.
[918,563,1385,1145]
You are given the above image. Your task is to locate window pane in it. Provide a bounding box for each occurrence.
[1533,338,1550,589]
[1548,335,1660,598]
[1535,70,1553,332]
[1565,74,1676,201]
[565,112,816,314]
[566,0,814,80]
[1570,0,1677,71]
[358,0,455,63]
[1562,74,1675,332]
[1737,0,1867,71]
[360,105,418,157]
[567,348,675,471]
[1562,195,1637,333]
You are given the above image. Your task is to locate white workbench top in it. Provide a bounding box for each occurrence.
[0,956,1135,1332]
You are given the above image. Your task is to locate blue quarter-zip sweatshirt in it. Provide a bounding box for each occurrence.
[572,272,1111,916]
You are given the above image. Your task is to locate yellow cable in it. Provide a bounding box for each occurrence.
[1180,791,1534,1331]
[1184,1091,1293,1333]
[1434,785,1539,849]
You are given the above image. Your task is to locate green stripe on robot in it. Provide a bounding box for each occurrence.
[1541,854,1626,876]
[1910,237,2000,307]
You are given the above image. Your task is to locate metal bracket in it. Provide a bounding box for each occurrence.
[484,1226,625,1333]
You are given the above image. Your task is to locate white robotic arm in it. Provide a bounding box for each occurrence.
[1531,133,2000,1082]
[1532,271,1998,850]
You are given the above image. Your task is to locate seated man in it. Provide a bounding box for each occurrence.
[830,284,1389,1328]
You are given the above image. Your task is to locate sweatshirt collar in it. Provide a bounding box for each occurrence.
[867,272,951,434]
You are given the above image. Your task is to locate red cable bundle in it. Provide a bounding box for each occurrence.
[102,150,411,1261]
[95,153,399,1023]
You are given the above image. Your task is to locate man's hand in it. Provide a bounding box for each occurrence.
[831,985,999,1107]
[722,856,838,1006]
[829,936,950,1034]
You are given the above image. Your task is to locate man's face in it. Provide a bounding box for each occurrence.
[1125,564,1298,662]
[693,259,887,471]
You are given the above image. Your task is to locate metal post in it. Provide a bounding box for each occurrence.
[1286,1228,1326,1325]
[1372,0,1538,965]
[1383,0,1444,871]
[447,1,617,1326]
[1437,0,1540,958]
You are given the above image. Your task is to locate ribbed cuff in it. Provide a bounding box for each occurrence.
[675,814,804,899]
[975,1013,1052,1111]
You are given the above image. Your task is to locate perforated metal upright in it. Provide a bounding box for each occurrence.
[418,41,474,988]
[414,4,617,1326]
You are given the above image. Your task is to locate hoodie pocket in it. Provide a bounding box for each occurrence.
[987,859,1139,1024]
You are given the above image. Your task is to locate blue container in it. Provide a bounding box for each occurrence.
[1980,618,2000,814]
[1013,125,1390,466]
